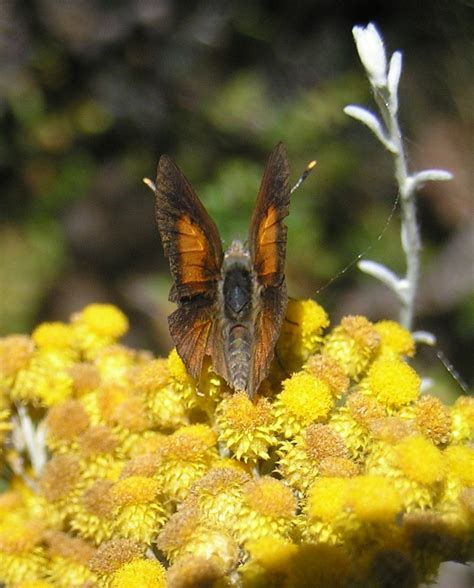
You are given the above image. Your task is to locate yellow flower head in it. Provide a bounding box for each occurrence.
[234,477,297,544]
[69,362,100,396]
[374,320,415,358]
[323,315,380,380]
[276,300,329,378]
[89,538,143,576]
[110,395,151,434]
[72,304,128,359]
[110,558,166,588]
[349,475,402,522]
[0,335,34,381]
[43,530,95,564]
[166,555,225,588]
[444,445,474,487]
[154,425,218,502]
[246,536,298,575]
[95,383,129,420]
[78,424,120,458]
[216,392,277,461]
[150,394,189,433]
[0,518,43,554]
[137,358,188,429]
[137,358,170,393]
[414,395,451,445]
[328,408,370,461]
[304,423,349,462]
[346,391,386,425]
[244,477,296,519]
[44,530,96,587]
[167,348,191,383]
[278,425,354,492]
[186,467,250,529]
[289,299,330,343]
[12,351,74,407]
[451,395,474,443]
[157,505,238,569]
[94,345,140,386]
[156,506,201,560]
[318,456,359,478]
[274,372,334,438]
[69,479,115,544]
[306,477,351,523]
[0,516,46,586]
[0,491,22,518]
[32,321,75,351]
[276,440,317,492]
[46,399,90,451]
[279,299,329,365]
[304,353,350,399]
[108,476,166,543]
[79,304,129,339]
[121,452,160,479]
[166,348,203,408]
[93,384,147,438]
[366,357,420,409]
[109,476,161,508]
[367,416,416,444]
[40,454,81,504]
[394,436,445,485]
[163,424,217,460]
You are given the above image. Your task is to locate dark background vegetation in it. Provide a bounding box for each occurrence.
[1,0,472,395]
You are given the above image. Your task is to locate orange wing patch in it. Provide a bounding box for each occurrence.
[176,215,212,285]
[254,205,282,284]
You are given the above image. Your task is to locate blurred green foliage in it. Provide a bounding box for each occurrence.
[0,0,472,391]
[0,221,65,332]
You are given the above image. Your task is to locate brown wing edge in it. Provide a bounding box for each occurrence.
[168,300,215,380]
[247,282,288,399]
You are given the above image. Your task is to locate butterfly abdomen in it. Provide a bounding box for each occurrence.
[227,324,252,392]
[219,241,257,393]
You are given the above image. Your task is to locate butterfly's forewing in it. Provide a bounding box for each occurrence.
[156,156,223,300]
[249,143,291,287]
[156,156,223,378]
[248,143,291,397]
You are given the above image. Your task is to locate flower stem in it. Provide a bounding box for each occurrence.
[15,403,48,478]
[374,86,421,330]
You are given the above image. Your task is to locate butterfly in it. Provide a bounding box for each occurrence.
[155,143,290,399]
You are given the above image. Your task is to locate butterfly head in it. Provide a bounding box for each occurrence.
[222,240,252,274]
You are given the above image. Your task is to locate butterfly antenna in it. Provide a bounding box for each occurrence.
[315,191,400,295]
[436,349,470,394]
[143,177,156,193]
[291,160,317,194]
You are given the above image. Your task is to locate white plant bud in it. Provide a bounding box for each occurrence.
[353,23,387,88]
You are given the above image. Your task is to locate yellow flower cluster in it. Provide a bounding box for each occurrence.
[0,302,472,587]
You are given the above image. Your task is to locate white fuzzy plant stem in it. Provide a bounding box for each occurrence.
[12,403,47,489]
[344,23,452,331]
